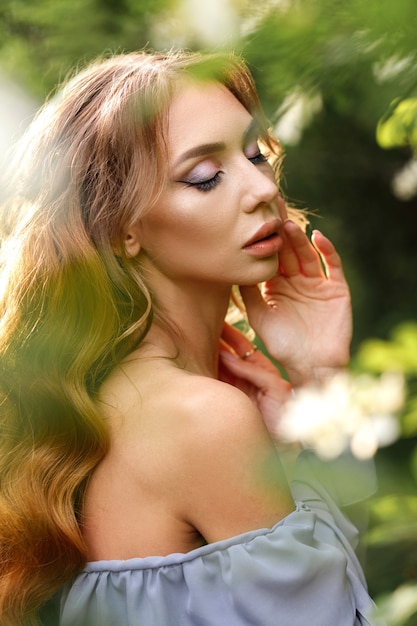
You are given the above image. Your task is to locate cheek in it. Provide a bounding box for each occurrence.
[139,206,215,256]
[153,199,225,242]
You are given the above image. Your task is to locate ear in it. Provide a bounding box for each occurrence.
[124,226,141,258]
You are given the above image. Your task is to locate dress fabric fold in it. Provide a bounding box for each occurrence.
[51,451,377,626]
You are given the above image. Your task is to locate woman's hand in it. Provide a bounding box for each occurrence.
[218,322,292,439]
[240,218,352,387]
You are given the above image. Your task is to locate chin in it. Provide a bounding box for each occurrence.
[239,259,279,286]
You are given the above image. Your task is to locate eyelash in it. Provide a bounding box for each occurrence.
[185,151,268,193]
[189,173,222,192]
[249,151,268,165]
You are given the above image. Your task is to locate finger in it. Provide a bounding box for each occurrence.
[311,230,346,281]
[234,288,268,333]
[277,194,289,222]
[221,323,254,358]
[220,326,260,362]
[219,349,287,389]
[217,355,238,386]
[220,326,278,373]
[276,221,301,277]
[281,220,325,278]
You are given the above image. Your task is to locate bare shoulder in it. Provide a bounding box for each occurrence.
[171,374,265,433]
[100,359,264,440]
[95,363,293,547]
[100,360,280,466]
[161,374,294,541]
[167,372,277,466]
[151,371,279,460]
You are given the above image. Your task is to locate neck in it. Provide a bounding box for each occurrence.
[138,279,233,378]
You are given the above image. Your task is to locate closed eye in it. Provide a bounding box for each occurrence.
[248,152,268,165]
[181,172,223,192]
[179,143,268,192]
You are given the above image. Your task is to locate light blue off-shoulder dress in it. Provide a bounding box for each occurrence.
[50,451,378,626]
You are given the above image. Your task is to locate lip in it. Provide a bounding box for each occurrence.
[243,218,282,248]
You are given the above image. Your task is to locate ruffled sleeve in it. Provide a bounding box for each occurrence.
[57,452,377,626]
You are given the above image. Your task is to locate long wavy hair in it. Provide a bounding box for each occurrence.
[0,49,283,625]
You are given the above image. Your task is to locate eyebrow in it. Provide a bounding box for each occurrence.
[173,141,226,169]
[172,118,259,170]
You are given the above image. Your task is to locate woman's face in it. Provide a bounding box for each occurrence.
[132,81,285,289]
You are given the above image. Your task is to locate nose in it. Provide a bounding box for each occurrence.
[241,161,279,213]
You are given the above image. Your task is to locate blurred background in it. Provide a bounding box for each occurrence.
[0,0,416,622]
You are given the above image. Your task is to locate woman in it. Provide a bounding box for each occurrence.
[0,50,373,625]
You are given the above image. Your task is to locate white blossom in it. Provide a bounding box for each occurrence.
[279,372,404,459]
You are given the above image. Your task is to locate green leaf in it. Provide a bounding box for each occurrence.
[377,98,417,149]
[402,398,417,437]
[367,495,417,545]
[356,323,417,374]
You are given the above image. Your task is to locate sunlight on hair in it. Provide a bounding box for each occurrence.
[279,371,404,459]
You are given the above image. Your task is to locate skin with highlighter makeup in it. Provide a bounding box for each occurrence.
[82,80,352,559]
[0,51,359,626]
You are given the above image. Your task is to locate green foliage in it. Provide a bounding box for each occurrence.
[355,323,417,438]
[353,323,417,620]
[368,495,417,546]
[356,323,417,376]
[402,397,417,438]
[378,99,417,149]
[373,583,417,626]
[241,0,417,119]
[0,0,175,96]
